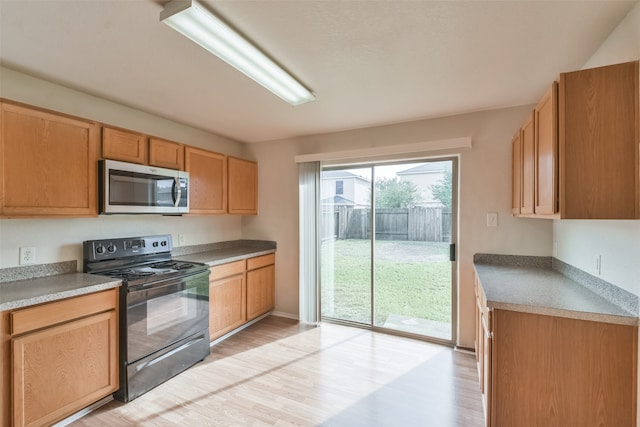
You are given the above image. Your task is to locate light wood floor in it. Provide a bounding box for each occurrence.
[70,316,485,426]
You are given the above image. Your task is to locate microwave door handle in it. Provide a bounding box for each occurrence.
[172,177,181,207]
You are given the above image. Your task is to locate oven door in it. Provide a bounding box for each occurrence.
[126,270,209,363]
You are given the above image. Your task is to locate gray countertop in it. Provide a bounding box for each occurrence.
[174,240,276,266]
[474,261,637,326]
[0,240,276,311]
[0,273,121,311]
[0,240,276,312]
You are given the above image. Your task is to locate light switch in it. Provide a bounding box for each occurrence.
[486,212,498,227]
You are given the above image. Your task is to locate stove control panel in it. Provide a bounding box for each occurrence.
[83,235,173,261]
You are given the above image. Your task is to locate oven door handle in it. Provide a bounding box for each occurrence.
[127,270,209,296]
[171,177,182,207]
[128,280,185,295]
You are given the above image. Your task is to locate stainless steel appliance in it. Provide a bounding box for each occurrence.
[83,234,209,402]
[99,159,189,214]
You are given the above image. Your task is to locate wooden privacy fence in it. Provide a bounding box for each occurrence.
[322,206,451,242]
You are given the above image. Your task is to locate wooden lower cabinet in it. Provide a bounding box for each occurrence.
[491,310,636,427]
[474,275,491,426]
[1,289,118,427]
[475,274,637,427]
[209,260,247,341]
[246,254,276,321]
[1,311,10,427]
[209,253,276,341]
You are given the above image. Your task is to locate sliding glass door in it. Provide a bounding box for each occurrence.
[320,167,372,324]
[320,159,456,343]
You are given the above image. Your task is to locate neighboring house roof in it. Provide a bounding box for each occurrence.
[397,162,448,175]
[321,195,356,205]
[321,170,370,182]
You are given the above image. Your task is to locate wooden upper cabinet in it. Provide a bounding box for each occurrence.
[520,112,535,215]
[560,60,639,219]
[102,126,147,164]
[534,82,559,215]
[0,102,99,217]
[511,132,522,215]
[513,60,639,219]
[228,156,258,215]
[185,146,227,214]
[149,137,184,170]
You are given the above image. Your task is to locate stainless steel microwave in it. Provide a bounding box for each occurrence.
[99,160,189,214]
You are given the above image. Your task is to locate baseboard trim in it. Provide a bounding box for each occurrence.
[270,311,299,320]
[454,346,475,355]
[53,395,113,426]
[210,312,273,346]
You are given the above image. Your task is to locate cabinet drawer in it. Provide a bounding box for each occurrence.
[247,254,275,271]
[210,260,245,280]
[11,289,117,336]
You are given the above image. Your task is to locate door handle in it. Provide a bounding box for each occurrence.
[449,243,456,262]
[172,177,182,207]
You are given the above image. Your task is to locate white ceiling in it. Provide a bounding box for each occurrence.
[0,0,636,143]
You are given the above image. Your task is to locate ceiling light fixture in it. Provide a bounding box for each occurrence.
[160,0,316,106]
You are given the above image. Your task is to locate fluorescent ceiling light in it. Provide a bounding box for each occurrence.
[160,0,316,106]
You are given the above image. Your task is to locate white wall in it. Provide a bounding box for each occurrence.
[554,3,640,297]
[244,106,553,348]
[241,140,302,319]
[0,67,245,270]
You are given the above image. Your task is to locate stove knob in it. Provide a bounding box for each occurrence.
[161,241,167,246]
[95,244,105,255]
[152,242,159,247]
[107,243,117,253]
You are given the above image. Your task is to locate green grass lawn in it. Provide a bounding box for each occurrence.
[320,239,452,326]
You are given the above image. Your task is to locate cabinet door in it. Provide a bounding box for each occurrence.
[102,126,147,164]
[246,264,275,320]
[149,137,184,170]
[534,82,558,215]
[482,311,492,427]
[491,309,636,427]
[209,274,246,340]
[185,147,227,214]
[511,132,522,215]
[560,60,639,219]
[0,102,99,217]
[12,310,118,427]
[475,298,483,384]
[228,156,258,215]
[1,311,10,427]
[520,113,535,215]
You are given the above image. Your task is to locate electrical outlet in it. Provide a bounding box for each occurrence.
[19,247,36,265]
[486,212,498,227]
[178,234,186,246]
